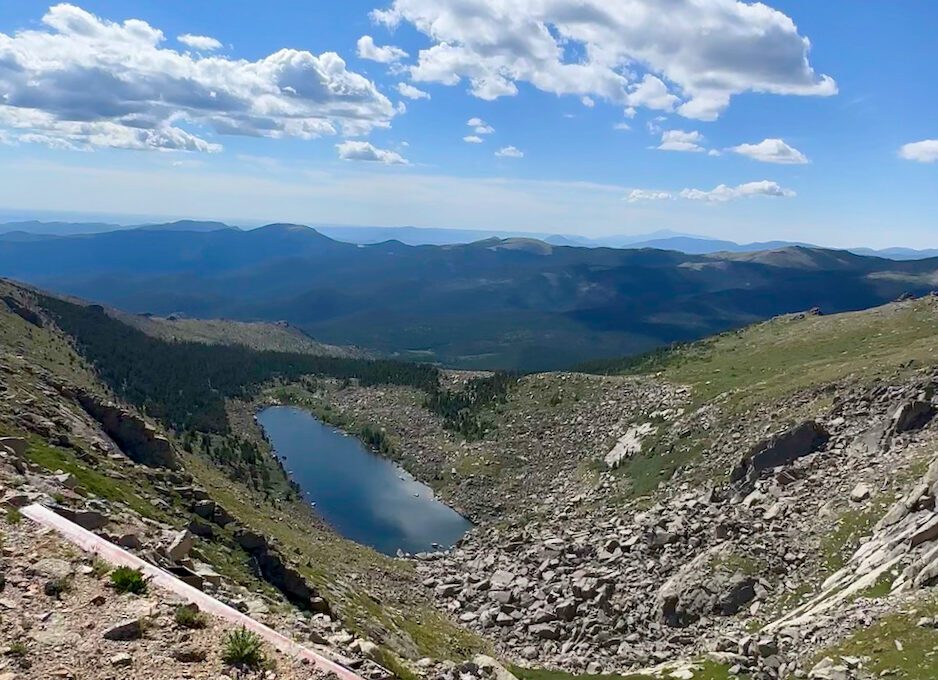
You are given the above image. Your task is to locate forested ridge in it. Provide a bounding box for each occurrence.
[38,295,439,432]
[38,294,517,439]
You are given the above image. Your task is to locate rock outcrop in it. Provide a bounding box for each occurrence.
[730,421,829,490]
[656,547,758,627]
[234,529,330,615]
[73,392,179,469]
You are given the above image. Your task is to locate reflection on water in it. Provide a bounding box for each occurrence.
[257,406,472,555]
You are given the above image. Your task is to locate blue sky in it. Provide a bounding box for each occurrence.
[0,1,934,247]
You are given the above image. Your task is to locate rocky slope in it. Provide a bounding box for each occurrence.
[0,516,332,679]
[271,296,938,679]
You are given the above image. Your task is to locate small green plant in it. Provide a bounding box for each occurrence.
[91,558,112,578]
[5,641,27,657]
[52,492,66,504]
[174,604,207,629]
[110,566,147,594]
[5,508,22,525]
[221,627,266,669]
[43,576,72,598]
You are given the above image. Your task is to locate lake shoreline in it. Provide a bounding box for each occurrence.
[255,404,473,556]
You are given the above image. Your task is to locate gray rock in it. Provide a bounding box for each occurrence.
[0,437,27,457]
[488,590,513,604]
[490,569,515,590]
[51,505,109,530]
[116,532,143,549]
[31,558,73,581]
[172,646,207,663]
[187,517,214,538]
[191,499,215,519]
[234,529,267,552]
[891,400,935,434]
[731,421,829,489]
[166,530,195,562]
[109,652,133,667]
[657,548,758,627]
[849,483,871,502]
[103,618,144,641]
[435,583,461,598]
[529,623,560,640]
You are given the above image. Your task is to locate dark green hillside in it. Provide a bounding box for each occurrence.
[37,291,516,439]
[38,294,440,432]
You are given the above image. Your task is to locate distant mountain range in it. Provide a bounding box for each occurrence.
[2,222,938,371]
[1,220,936,260]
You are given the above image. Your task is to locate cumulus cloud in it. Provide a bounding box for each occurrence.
[626,180,794,203]
[899,140,938,163]
[680,180,795,202]
[356,35,408,63]
[658,130,706,153]
[467,118,495,135]
[336,140,408,164]
[371,0,836,120]
[0,4,396,153]
[397,82,430,100]
[463,135,483,143]
[626,75,680,112]
[731,138,808,164]
[495,145,524,158]
[613,122,631,131]
[178,33,222,51]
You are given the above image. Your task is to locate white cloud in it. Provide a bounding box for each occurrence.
[626,180,795,203]
[680,180,795,202]
[463,135,483,143]
[397,82,431,100]
[613,122,631,131]
[899,139,938,163]
[0,4,396,153]
[178,33,222,51]
[626,189,671,203]
[495,146,524,158]
[356,35,408,63]
[626,75,680,112]
[336,140,409,165]
[371,0,836,120]
[658,130,706,153]
[467,118,495,135]
[731,138,808,164]
[581,96,595,108]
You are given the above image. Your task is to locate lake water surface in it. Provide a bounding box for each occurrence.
[257,406,472,555]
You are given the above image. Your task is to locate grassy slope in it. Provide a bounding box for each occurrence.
[608,299,938,496]
[116,311,362,358]
[618,299,938,406]
[814,596,938,678]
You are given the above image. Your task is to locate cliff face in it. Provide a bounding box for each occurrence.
[72,391,179,470]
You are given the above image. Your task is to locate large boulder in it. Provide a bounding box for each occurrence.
[657,548,759,627]
[166,530,195,562]
[51,505,110,531]
[890,400,935,435]
[731,421,829,490]
[0,437,28,457]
